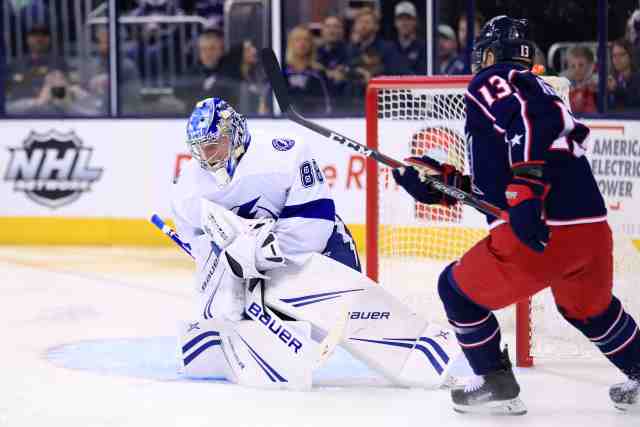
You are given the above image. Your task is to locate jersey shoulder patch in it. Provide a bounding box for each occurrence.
[272,138,296,151]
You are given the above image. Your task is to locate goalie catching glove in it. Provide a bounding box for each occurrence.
[197,199,286,294]
[392,156,470,206]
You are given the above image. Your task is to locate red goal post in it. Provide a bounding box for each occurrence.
[364,75,550,367]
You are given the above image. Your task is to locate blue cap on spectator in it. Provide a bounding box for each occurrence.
[395,1,417,18]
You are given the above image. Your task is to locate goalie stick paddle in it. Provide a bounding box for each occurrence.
[149,213,343,368]
[260,48,509,222]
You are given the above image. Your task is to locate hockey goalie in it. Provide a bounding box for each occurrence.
[169,97,462,390]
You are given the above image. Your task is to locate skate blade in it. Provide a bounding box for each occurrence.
[614,402,639,412]
[453,398,527,416]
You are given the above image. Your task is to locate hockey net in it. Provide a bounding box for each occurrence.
[365,75,640,367]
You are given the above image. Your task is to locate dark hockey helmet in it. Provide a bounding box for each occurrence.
[471,15,535,73]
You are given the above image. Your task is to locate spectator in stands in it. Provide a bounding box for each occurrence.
[626,8,640,65]
[84,25,142,114]
[346,7,410,76]
[533,43,547,71]
[190,30,225,91]
[124,0,185,86]
[5,24,67,105]
[318,16,348,73]
[218,39,269,115]
[178,29,232,111]
[449,12,484,74]
[608,38,640,111]
[564,45,598,113]
[284,25,331,115]
[6,69,100,116]
[317,15,350,113]
[437,24,463,74]
[392,1,426,75]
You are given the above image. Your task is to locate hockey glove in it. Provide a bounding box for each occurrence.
[392,156,469,206]
[505,177,550,253]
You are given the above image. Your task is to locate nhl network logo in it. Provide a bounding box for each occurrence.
[4,130,103,208]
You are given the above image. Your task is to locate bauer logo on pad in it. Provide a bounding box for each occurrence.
[4,130,103,208]
[272,138,295,151]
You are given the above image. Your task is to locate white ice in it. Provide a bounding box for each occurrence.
[0,246,637,427]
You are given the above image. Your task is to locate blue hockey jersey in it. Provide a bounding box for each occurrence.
[464,63,607,226]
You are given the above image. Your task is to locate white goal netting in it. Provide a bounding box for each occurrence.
[366,75,640,366]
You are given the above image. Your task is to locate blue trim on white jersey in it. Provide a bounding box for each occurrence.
[279,198,335,221]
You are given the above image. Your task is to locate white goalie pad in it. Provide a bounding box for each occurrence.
[200,198,245,250]
[177,319,227,379]
[178,317,314,390]
[195,252,245,321]
[264,253,462,388]
[199,198,285,280]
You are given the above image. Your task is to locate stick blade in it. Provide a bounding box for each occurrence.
[260,48,291,112]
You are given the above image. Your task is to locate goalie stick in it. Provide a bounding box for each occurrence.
[260,48,509,222]
[149,213,346,368]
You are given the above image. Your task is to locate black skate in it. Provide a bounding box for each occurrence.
[451,348,527,415]
[610,379,639,411]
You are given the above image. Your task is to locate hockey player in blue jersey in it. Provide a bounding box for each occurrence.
[394,16,640,414]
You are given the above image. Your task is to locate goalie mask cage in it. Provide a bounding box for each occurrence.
[365,75,640,368]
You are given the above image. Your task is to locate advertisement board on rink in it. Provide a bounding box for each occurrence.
[586,122,640,238]
[0,118,367,224]
[0,118,638,240]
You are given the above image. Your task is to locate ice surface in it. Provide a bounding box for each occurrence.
[0,246,637,426]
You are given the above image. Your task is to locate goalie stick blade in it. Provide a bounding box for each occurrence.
[261,48,292,112]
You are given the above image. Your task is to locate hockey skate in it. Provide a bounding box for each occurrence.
[451,348,527,415]
[610,379,639,411]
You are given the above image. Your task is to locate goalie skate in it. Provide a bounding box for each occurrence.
[451,349,527,416]
[610,379,639,411]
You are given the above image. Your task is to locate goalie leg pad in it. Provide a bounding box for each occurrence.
[177,319,313,387]
[196,253,246,321]
[264,253,461,387]
[438,263,502,376]
[342,284,461,388]
[177,319,227,379]
[219,318,314,390]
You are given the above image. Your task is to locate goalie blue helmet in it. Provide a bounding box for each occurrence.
[186,97,250,183]
[471,15,535,73]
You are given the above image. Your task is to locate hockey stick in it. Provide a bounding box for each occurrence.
[260,48,509,222]
[150,214,194,259]
[149,213,344,367]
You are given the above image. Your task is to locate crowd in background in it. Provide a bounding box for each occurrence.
[4,0,640,117]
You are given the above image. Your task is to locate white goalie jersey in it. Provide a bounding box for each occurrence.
[171,136,336,268]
